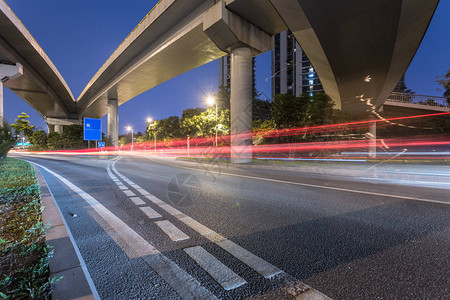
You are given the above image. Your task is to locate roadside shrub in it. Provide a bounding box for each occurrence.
[0,121,16,162]
[0,158,52,299]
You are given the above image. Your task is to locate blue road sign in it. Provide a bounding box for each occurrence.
[98,142,105,148]
[84,118,102,141]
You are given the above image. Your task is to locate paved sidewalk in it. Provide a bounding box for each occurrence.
[36,168,98,300]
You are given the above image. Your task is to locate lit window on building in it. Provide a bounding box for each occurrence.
[309,67,314,73]
[309,80,314,85]
[308,73,314,78]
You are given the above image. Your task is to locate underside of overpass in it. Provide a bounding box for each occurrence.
[0,1,76,128]
[0,0,440,161]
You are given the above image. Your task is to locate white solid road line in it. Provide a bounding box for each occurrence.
[184,246,246,290]
[73,163,216,299]
[155,220,189,241]
[178,216,214,235]
[139,206,162,219]
[137,188,149,195]
[33,164,101,300]
[142,156,450,206]
[159,203,183,216]
[145,194,166,205]
[130,197,146,206]
[110,160,284,279]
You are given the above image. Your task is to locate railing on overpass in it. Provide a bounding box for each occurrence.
[385,92,449,109]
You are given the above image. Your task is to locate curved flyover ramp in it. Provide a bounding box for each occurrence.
[77,0,227,119]
[269,0,439,118]
[0,1,75,121]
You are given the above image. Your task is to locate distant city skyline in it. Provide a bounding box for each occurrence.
[3,0,449,134]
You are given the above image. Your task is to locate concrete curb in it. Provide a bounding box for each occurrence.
[35,167,99,300]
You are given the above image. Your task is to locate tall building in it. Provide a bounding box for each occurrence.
[218,30,323,102]
[272,30,323,99]
[218,55,231,90]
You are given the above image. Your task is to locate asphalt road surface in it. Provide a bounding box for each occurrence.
[14,153,450,299]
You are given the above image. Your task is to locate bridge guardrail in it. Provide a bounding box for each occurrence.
[386,92,449,108]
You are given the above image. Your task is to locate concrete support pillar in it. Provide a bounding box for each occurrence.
[369,119,377,158]
[54,124,63,134]
[0,82,3,122]
[203,1,270,163]
[230,47,253,163]
[1,63,23,122]
[107,99,119,147]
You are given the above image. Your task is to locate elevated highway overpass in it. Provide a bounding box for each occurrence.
[76,0,439,161]
[0,0,440,162]
[0,1,76,133]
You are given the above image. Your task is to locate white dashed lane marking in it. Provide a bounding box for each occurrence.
[139,206,162,219]
[155,220,189,241]
[184,246,247,290]
[105,158,330,297]
[110,161,283,279]
[130,197,146,206]
[123,190,136,197]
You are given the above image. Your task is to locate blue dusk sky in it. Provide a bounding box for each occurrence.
[3,0,449,134]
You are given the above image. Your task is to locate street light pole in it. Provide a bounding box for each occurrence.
[215,102,218,147]
[187,136,190,157]
[206,95,218,147]
[147,118,157,154]
[131,128,134,150]
[126,126,134,150]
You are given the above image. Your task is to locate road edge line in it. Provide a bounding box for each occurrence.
[32,164,101,300]
[140,155,450,205]
[31,160,218,299]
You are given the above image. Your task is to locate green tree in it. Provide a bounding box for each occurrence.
[300,92,335,126]
[272,92,350,129]
[0,121,16,162]
[11,113,35,139]
[271,93,308,128]
[215,86,230,109]
[253,119,275,145]
[436,69,450,102]
[62,124,84,149]
[153,116,181,140]
[181,108,206,120]
[180,108,230,139]
[136,135,147,143]
[118,136,127,146]
[253,98,271,121]
[47,132,63,150]
[29,130,47,150]
[180,108,206,137]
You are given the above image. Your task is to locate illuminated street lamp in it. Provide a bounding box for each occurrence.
[126,126,133,150]
[146,118,157,153]
[206,95,218,147]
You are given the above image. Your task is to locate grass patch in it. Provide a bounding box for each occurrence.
[0,158,52,299]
